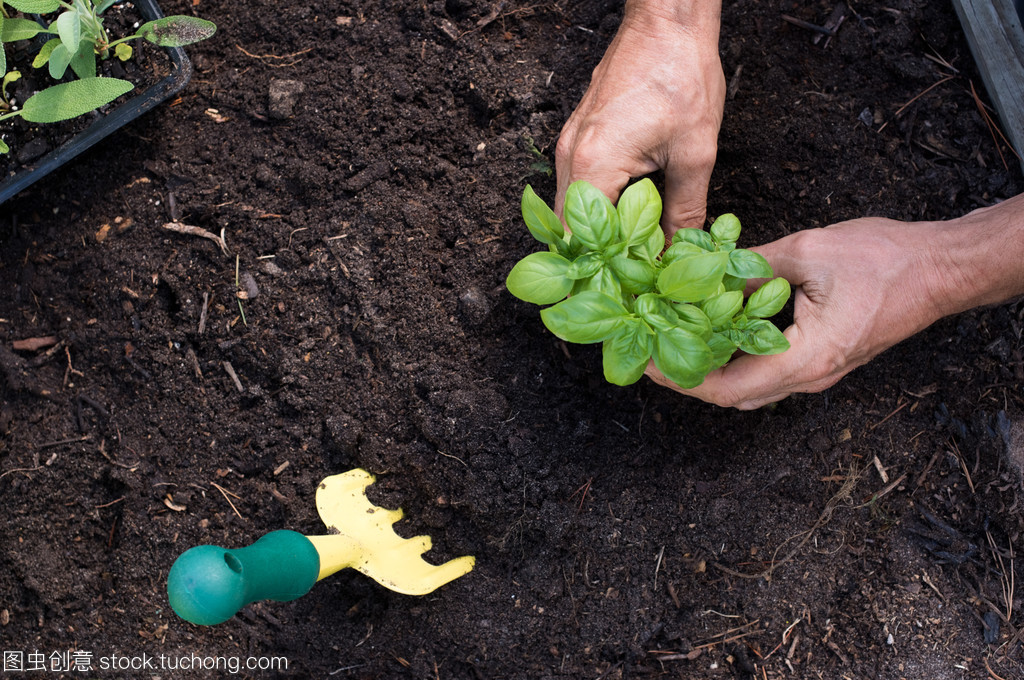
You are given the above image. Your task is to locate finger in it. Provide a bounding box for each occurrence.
[554,124,657,217]
[661,149,715,234]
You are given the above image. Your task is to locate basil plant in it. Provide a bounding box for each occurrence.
[506,179,791,388]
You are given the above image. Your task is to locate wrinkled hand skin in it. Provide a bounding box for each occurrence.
[646,194,1024,409]
[555,0,725,233]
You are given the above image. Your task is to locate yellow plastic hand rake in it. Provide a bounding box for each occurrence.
[167,469,475,625]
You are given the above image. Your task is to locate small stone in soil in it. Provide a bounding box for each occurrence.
[268,79,306,120]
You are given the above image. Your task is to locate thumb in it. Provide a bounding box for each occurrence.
[661,166,711,234]
[747,231,818,288]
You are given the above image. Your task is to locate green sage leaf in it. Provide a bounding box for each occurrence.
[137,16,218,47]
[32,38,61,69]
[710,213,741,245]
[506,251,572,305]
[48,42,71,79]
[657,251,728,303]
[701,290,744,327]
[564,180,619,251]
[745,277,791,319]
[652,326,712,389]
[55,10,81,55]
[540,290,627,344]
[2,17,49,42]
[672,227,716,252]
[602,317,654,386]
[521,184,565,246]
[20,77,133,123]
[616,178,661,246]
[69,38,96,80]
[5,0,61,12]
[727,248,773,279]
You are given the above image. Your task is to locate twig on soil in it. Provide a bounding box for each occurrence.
[653,545,665,589]
[162,222,229,256]
[38,435,91,449]
[198,292,209,335]
[781,14,837,37]
[97,438,140,469]
[713,465,866,580]
[437,450,468,467]
[969,80,1021,170]
[235,44,312,67]
[877,75,955,132]
[12,335,59,351]
[985,656,1009,680]
[211,481,245,520]
[949,439,976,494]
[223,361,244,393]
[869,399,909,430]
[986,529,1015,625]
[0,465,43,481]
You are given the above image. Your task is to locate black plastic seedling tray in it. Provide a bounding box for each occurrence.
[0,0,193,205]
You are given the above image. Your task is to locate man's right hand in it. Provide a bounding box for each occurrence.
[554,0,725,235]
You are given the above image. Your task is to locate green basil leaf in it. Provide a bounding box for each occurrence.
[602,317,654,386]
[136,16,218,47]
[701,290,744,327]
[635,294,679,333]
[603,241,627,259]
[573,266,622,301]
[661,241,706,267]
[506,251,572,305]
[20,77,133,123]
[745,277,791,319]
[652,326,713,389]
[738,319,790,355]
[566,252,603,281]
[616,178,661,246]
[540,291,628,344]
[607,255,657,295]
[564,180,619,251]
[727,248,773,279]
[2,17,49,42]
[674,303,713,341]
[521,184,565,246]
[0,139,8,155]
[721,273,746,292]
[657,251,728,303]
[672,227,716,252]
[709,213,741,245]
[708,333,738,369]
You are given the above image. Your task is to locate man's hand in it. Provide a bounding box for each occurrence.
[646,197,1024,409]
[646,219,955,409]
[555,0,725,233]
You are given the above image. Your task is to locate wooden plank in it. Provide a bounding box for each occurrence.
[951,0,1024,172]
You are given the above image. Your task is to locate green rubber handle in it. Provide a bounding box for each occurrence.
[167,530,320,626]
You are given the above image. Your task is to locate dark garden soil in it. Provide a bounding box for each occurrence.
[2,1,1024,678]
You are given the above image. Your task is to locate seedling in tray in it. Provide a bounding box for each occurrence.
[506,179,791,389]
[0,0,216,153]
